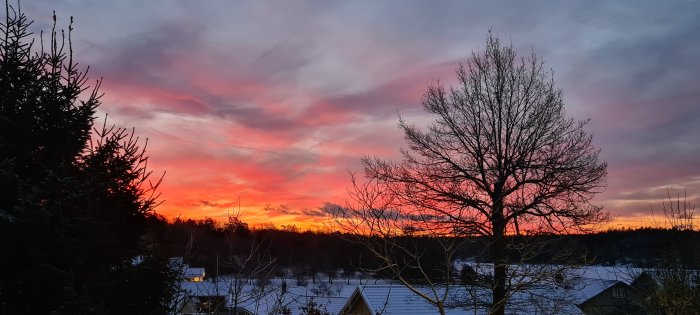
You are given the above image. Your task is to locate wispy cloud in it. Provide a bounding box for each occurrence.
[23,1,700,228]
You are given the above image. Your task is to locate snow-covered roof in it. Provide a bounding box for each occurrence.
[180,281,228,297]
[341,284,584,315]
[568,266,640,284]
[237,284,352,315]
[632,269,700,287]
[184,267,206,278]
[568,277,620,304]
[454,260,642,285]
[178,278,357,315]
[177,273,631,315]
[348,285,462,315]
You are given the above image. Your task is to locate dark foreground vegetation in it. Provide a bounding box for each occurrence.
[0,3,177,314]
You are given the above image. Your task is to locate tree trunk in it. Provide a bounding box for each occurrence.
[437,301,446,315]
[491,207,507,315]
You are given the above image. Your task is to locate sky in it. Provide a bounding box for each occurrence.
[24,0,700,230]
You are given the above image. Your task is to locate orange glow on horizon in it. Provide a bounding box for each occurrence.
[156,201,336,231]
[154,197,696,233]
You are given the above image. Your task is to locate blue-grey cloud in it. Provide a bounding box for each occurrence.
[19,0,700,224]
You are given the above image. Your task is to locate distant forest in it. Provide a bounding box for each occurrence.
[149,216,700,281]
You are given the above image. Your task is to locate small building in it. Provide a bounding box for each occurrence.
[175,281,232,315]
[184,267,206,282]
[339,279,646,315]
[573,278,644,315]
[171,271,647,314]
[175,279,352,315]
[169,257,206,282]
[339,285,465,315]
[630,271,658,298]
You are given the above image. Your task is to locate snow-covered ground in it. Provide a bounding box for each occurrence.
[176,276,393,314]
[174,265,656,314]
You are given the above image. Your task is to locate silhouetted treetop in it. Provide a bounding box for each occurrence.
[0,2,175,313]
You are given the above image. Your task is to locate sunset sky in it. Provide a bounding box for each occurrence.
[25,1,700,230]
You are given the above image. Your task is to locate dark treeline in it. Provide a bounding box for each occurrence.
[148,217,372,284]
[573,228,700,267]
[153,217,700,279]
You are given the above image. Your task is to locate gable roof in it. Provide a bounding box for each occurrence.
[178,276,625,315]
[569,277,621,305]
[179,279,355,314]
[341,285,466,315]
[339,283,591,315]
[237,284,351,315]
[184,267,206,278]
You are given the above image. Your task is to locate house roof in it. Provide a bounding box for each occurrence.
[178,279,356,314]
[184,267,206,278]
[180,281,228,297]
[342,285,469,315]
[633,269,700,286]
[237,285,351,315]
[568,277,620,305]
[340,283,589,315]
[178,275,628,315]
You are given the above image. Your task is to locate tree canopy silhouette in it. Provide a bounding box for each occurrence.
[351,32,608,315]
[0,2,176,313]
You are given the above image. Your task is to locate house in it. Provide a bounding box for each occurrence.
[184,267,206,282]
[169,257,207,282]
[630,271,658,298]
[338,284,584,315]
[338,277,647,315]
[174,278,354,315]
[170,265,649,315]
[572,278,644,315]
[175,281,231,315]
[630,269,699,294]
[339,285,464,315]
[628,268,700,313]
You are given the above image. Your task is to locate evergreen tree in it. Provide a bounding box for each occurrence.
[0,2,177,313]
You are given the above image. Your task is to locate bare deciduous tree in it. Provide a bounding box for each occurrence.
[221,217,277,314]
[651,188,697,231]
[640,191,700,314]
[333,173,460,315]
[342,32,608,315]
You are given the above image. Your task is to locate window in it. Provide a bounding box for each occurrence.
[611,287,626,299]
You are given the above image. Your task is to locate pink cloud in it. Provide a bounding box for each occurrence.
[52,0,697,231]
